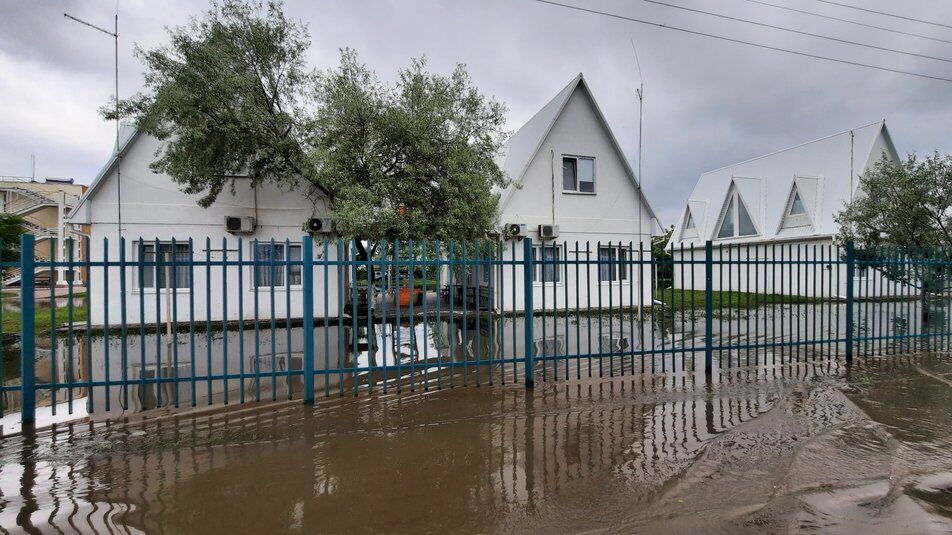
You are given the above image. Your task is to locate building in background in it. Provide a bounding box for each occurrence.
[667,120,903,298]
[0,177,87,287]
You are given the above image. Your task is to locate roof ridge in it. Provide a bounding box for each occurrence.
[702,120,884,176]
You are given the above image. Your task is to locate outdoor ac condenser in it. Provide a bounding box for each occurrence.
[538,224,560,239]
[305,217,336,234]
[224,215,256,234]
[504,223,528,240]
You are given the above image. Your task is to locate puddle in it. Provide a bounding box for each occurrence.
[2,355,952,532]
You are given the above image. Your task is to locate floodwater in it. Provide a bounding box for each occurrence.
[3,354,952,533]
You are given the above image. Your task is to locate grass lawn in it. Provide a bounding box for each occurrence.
[653,288,823,310]
[1,304,89,336]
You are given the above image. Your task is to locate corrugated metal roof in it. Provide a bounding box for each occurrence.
[669,120,897,249]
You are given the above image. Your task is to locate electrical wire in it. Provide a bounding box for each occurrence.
[741,0,952,46]
[816,0,952,32]
[532,0,952,83]
[642,0,952,64]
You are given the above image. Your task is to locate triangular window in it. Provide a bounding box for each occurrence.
[716,186,758,239]
[789,192,806,215]
[781,183,812,230]
[681,207,699,239]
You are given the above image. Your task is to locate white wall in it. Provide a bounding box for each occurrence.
[671,238,917,298]
[77,135,341,325]
[496,86,655,311]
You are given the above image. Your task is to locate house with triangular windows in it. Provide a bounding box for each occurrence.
[668,120,900,297]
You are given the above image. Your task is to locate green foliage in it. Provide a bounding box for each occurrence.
[837,152,952,248]
[837,153,952,294]
[311,50,508,241]
[0,213,25,263]
[110,0,316,208]
[112,0,508,242]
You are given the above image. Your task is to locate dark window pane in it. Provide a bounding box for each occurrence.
[562,158,577,191]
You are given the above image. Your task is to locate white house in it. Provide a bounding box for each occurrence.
[476,73,661,312]
[667,120,901,297]
[66,127,342,326]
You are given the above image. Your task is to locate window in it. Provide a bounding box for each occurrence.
[598,246,629,282]
[681,207,699,239]
[562,156,595,193]
[716,188,758,239]
[780,185,812,230]
[789,192,806,215]
[254,243,302,288]
[141,242,191,290]
[532,245,562,283]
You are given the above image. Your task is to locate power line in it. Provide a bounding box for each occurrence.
[532,0,952,83]
[816,0,952,32]
[741,0,952,46]
[642,0,952,64]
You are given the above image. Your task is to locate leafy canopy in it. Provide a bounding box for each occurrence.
[836,152,952,294]
[837,152,952,248]
[0,214,25,264]
[111,0,508,241]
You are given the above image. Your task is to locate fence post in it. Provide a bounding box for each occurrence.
[20,234,36,425]
[845,241,854,363]
[302,235,315,404]
[523,238,535,388]
[704,240,713,375]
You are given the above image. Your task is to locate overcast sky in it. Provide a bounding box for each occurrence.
[3,0,952,226]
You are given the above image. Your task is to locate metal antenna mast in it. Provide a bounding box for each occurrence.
[65,4,122,236]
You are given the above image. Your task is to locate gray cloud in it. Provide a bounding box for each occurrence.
[2,0,951,226]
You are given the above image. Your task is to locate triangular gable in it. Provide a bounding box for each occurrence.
[680,206,698,240]
[496,74,661,233]
[713,181,759,240]
[779,179,815,230]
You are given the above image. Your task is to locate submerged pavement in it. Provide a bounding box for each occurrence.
[3,355,952,533]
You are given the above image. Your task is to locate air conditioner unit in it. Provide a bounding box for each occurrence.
[503,223,528,240]
[538,224,560,239]
[304,217,336,234]
[224,216,256,234]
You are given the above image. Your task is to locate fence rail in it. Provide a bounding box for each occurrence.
[3,234,952,430]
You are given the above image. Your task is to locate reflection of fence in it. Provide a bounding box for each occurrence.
[4,235,952,428]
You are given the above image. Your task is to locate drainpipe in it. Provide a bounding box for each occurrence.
[57,191,66,286]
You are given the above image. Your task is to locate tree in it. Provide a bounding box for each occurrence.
[111,0,508,248]
[0,214,25,264]
[836,152,952,322]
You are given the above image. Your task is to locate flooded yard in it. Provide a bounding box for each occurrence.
[3,354,952,532]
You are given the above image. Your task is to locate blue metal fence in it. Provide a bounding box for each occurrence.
[2,234,951,429]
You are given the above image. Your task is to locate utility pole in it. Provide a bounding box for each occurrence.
[64,6,122,238]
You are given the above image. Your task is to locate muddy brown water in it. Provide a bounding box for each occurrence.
[4,355,952,533]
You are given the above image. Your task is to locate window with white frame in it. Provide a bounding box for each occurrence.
[140,242,191,290]
[254,243,302,288]
[681,207,699,239]
[598,245,629,282]
[780,185,811,229]
[532,244,562,283]
[562,156,595,193]
[716,187,758,239]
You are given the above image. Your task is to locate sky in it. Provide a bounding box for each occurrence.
[2,0,952,227]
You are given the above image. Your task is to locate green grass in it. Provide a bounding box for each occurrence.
[653,288,822,311]
[1,304,88,336]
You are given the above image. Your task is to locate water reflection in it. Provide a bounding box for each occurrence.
[0,359,852,533]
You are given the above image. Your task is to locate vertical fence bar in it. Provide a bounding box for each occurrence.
[845,241,855,363]
[523,238,535,388]
[20,234,36,425]
[303,235,315,404]
[704,240,713,375]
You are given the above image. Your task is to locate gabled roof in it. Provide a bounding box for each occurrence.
[495,74,661,229]
[669,120,897,248]
[66,126,140,223]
